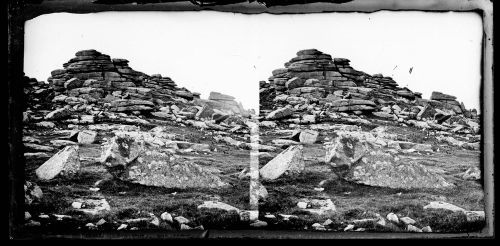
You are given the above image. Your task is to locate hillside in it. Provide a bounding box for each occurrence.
[21,49,484,235]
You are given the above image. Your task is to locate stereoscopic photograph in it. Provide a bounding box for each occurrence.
[8,0,493,240]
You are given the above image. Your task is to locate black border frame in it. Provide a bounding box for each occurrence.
[7,0,495,239]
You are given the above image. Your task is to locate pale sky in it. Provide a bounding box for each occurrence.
[24,11,483,112]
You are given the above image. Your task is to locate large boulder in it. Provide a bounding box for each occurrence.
[100,132,228,188]
[324,133,453,189]
[35,145,81,180]
[260,145,305,180]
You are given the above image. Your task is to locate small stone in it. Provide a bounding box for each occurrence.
[376,218,386,227]
[239,210,259,222]
[264,214,276,219]
[422,226,432,232]
[400,217,416,225]
[180,224,192,230]
[35,121,56,128]
[85,223,96,229]
[150,216,160,227]
[343,224,355,231]
[465,211,485,222]
[386,213,399,223]
[71,201,83,209]
[323,219,333,226]
[25,212,31,221]
[174,216,190,225]
[297,201,308,209]
[160,212,173,223]
[38,214,49,219]
[312,223,326,231]
[407,224,423,232]
[96,218,106,226]
[117,224,128,230]
[25,220,41,227]
[250,220,268,228]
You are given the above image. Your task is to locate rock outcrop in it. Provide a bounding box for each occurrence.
[194,91,251,119]
[260,49,479,125]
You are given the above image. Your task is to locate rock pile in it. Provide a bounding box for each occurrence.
[261,49,478,121]
[260,49,480,146]
[23,49,255,185]
[46,49,198,113]
[195,91,251,119]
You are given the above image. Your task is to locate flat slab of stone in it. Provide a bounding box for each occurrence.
[36,145,81,180]
[197,201,240,213]
[260,145,305,180]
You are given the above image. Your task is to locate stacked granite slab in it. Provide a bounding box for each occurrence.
[46,50,198,112]
[195,92,249,118]
[429,91,464,114]
[262,49,424,106]
[264,49,412,113]
[22,76,54,110]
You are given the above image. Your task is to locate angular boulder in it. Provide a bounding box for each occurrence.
[35,145,81,180]
[100,132,227,188]
[259,145,305,180]
[77,130,98,144]
[298,129,319,144]
[324,133,453,189]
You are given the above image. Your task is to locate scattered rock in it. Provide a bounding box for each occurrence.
[160,212,173,223]
[260,145,305,180]
[250,220,268,228]
[35,145,80,180]
[174,216,190,225]
[386,213,399,224]
[465,211,485,222]
[462,167,481,180]
[197,201,240,213]
[423,201,466,213]
[298,129,319,144]
[77,130,97,144]
[407,224,423,232]
[400,217,416,225]
[422,226,432,232]
[343,224,354,231]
